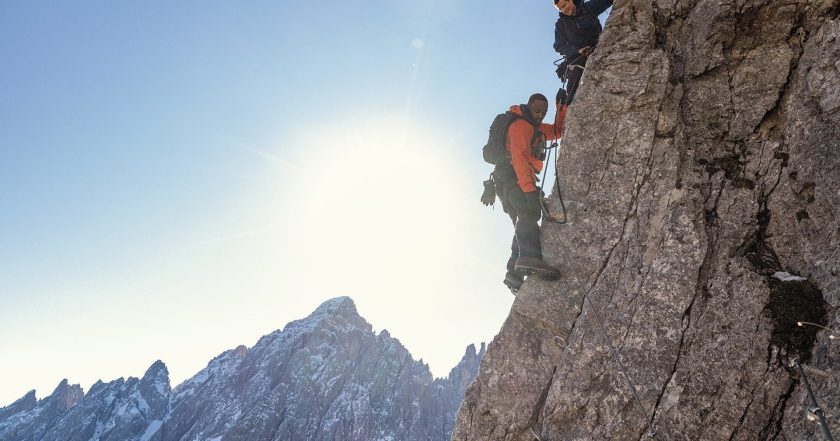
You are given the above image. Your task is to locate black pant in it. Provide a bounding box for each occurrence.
[499,184,542,274]
[563,55,588,105]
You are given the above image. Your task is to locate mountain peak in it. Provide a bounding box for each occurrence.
[0,390,37,419]
[143,360,169,380]
[143,360,169,378]
[16,389,37,404]
[47,379,83,410]
[278,297,369,338]
[141,360,171,398]
[313,296,357,315]
[283,296,368,333]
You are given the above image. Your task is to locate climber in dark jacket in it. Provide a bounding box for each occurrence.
[553,0,613,105]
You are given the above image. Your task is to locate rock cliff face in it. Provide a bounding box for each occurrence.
[454,1,839,440]
[0,297,483,441]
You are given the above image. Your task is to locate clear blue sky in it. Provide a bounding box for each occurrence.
[1,1,569,405]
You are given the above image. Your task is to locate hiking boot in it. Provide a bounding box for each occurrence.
[515,256,561,280]
[503,270,524,295]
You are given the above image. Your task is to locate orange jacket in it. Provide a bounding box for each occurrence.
[506,104,568,192]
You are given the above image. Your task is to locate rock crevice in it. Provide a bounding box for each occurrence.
[453,0,839,439]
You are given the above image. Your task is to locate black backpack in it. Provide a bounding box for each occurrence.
[483,110,544,166]
[482,112,521,165]
[480,110,541,207]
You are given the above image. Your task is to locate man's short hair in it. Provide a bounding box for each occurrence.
[527,93,548,105]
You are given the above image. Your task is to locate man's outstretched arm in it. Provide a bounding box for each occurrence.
[539,104,569,141]
[553,34,580,58]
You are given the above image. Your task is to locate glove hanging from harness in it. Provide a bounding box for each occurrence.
[481,175,497,207]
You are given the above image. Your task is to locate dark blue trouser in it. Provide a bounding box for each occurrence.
[499,184,542,273]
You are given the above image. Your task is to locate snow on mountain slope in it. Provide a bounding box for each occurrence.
[0,297,483,441]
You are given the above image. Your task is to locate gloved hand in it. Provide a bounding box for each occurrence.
[481,179,496,206]
[556,87,568,106]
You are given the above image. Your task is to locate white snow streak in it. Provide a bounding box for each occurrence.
[140,420,162,441]
[773,271,808,282]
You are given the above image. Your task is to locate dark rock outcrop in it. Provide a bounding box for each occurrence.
[454,1,839,440]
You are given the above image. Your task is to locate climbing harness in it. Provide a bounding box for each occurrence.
[554,51,590,107]
[554,54,586,87]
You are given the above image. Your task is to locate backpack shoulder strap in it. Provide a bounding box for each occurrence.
[505,110,540,128]
[504,110,544,150]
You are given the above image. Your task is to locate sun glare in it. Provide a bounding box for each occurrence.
[299,119,457,247]
[275,115,474,299]
[255,113,504,378]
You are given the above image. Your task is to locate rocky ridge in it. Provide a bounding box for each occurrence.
[0,297,483,441]
[454,0,839,440]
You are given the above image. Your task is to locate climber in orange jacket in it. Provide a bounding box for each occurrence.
[496,93,569,293]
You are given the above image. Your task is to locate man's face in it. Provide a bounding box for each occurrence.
[529,100,548,122]
[555,0,576,15]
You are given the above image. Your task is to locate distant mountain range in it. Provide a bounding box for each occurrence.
[0,297,484,441]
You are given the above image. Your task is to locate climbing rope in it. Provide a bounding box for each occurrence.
[556,254,659,439]
[793,358,835,441]
[793,321,837,441]
[539,128,568,224]
[526,248,658,440]
[538,192,656,438]
[797,321,838,339]
[531,94,656,439]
